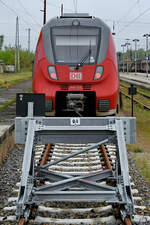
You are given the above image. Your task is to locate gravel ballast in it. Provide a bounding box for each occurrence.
[0,145,150,224]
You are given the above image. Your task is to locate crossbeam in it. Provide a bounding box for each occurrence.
[41,139,108,169]
[35,174,115,192]
[36,168,113,182]
[32,191,117,202]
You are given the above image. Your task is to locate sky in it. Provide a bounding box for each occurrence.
[0,0,150,52]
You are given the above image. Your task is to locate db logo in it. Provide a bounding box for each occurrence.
[70,72,82,80]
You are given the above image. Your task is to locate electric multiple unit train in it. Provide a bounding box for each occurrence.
[33,13,119,116]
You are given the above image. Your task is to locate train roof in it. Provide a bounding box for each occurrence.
[60,13,92,18]
[42,13,110,31]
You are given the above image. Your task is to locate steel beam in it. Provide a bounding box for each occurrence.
[41,139,108,169]
[34,175,115,192]
[16,120,36,219]
[116,120,134,219]
[32,191,117,202]
[15,117,136,144]
[36,168,113,182]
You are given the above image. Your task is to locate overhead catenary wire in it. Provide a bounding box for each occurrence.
[0,0,39,33]
[118,7,150,35]
[117,0,140,25]
[105,18,150,25]
[18,0,41,27]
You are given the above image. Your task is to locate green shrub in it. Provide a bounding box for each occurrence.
[133,148,144,153]
[0,47,34,71]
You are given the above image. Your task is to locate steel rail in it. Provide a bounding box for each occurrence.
[100,144,112,170]
[120,83,150,99]
[120,77,150,91]
[40,144,52,166]
[18,141,133,224]
[100,143,132,225]
[124,217,132,225]
[18,217,25,225]
[120,90,150,111]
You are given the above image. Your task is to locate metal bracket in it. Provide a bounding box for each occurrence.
[15,117,136,144]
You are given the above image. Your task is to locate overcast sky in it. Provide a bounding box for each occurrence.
[0,0,150,52]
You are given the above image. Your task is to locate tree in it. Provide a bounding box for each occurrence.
[0,35,4,50]
[0,46,34,70]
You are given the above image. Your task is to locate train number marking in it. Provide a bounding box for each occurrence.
[70,72,82,80]
[70,118,80,126]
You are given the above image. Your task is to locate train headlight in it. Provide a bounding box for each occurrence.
[48,66,58,80]
[94,66,103,80]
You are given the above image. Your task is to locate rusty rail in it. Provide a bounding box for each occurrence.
[40,144,52,166]
[100,144,112,170]
[124,217,132,225]
[100,144,132,225]
[18,218,25,225]
[120,90,150,111]
[120,83,150,99]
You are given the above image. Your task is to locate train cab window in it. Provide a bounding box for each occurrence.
[51,27,100,65]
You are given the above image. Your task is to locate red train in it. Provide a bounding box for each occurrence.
[33,13,119,116]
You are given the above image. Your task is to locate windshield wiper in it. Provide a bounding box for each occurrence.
[75,45,92,70]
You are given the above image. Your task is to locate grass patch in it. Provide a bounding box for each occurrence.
[118,91,150,184]
[0,89,32,112]
[0,98,16,111]
[133,147,144,153]
[120,80,150,97]
[132,153,150,183]
[0,72,32,87]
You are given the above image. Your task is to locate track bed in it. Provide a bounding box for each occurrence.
[0,143,150,224]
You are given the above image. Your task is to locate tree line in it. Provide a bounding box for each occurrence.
[0,36,34,71]
[117,48,150,62]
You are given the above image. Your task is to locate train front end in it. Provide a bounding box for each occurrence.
[33,13,119,116]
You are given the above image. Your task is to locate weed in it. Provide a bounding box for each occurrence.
[133,148,144,153]
[119,88,150,184]
[0,72,32,87]
[0,98,16,111]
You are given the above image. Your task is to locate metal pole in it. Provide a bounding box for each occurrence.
[125,40,130,74]
[135,41,137,74]
[44,0,46,25]
[17,17,20,72]
[119,92,123,110]
[133,39,139,74]
[143,34,150,77]
[126,44,129,73]
[131,94,133,117]
[146,35,148,77]
[61,4,64,16]
[121,44,126,73]
[15,16,18,72]
[28,28,31,52]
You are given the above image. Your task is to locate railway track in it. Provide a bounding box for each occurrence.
[119,75,150,91]
[1,143,150,225]
[120,83,150,111]
[120,83,150,99]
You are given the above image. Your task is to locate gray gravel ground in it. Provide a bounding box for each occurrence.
[128,153,150,217]
[0,146,150,224]
[0,146,24,210]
